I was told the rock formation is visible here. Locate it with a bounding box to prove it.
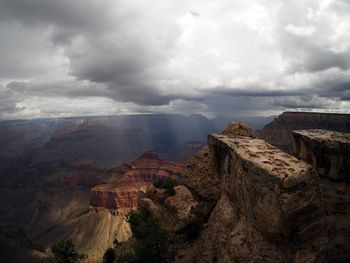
[259,111,350,154]
[164,185,198,232]
[90,182,148,210]
[293,129,350,182]
[183,122,259,203]
[173,125,350,262]
[292,129,350,262]
[90,150,185,211]
[0,150,185,263]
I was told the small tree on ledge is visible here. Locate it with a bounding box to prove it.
[47,239,87,263]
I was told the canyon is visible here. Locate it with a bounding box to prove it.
[0,149,185,263]
[0,112,349,262]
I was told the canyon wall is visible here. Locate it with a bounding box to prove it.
[90,183,147,210]
[90,150,185,211]
[259,112,350,154]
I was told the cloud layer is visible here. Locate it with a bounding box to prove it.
[0,0,349,119]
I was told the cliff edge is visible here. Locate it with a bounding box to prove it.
[259,111,350,154]
[146,123,350,263]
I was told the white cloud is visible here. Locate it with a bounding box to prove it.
[0,0,349,119]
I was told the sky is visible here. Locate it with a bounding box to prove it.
[0,0,349,119]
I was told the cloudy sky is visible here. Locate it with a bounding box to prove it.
[0,0,349,119]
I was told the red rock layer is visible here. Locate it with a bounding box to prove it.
[90,182,147,209]
[90,151,185,210]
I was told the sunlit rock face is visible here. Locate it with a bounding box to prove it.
[90,150,185,211]
[90,183,148,210]
[259,112,350,154]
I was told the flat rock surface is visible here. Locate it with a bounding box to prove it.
[293,129,350,144]
[211,134,312,188]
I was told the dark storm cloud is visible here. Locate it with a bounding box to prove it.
[0,100,22,113]
[7,81,110,98]
[0,0,349,119]
[270,95,337,109]
[284,36,350,73]
[303,49,350,72]
[0,0,183,106]
[6,80,203,106]
[210,86,310,98]
[0,0,111,31]
[320,81,350,100]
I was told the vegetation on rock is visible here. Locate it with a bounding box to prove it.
[129,205,174,263]
[102,248,116,263]
[153,177,177,196]
[46,239,86,263]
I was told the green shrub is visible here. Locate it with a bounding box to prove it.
[47,239,87,263]
[153,178,177,196]
[128,206,174,263]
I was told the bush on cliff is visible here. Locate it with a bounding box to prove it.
[153,178,176,196]
[126,205,174,263]
[102,248,115,263]
[47,239,87,263]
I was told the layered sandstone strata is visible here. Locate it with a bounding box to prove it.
[90,183,148,210]
[90,151,185,210]
[127,150,185,181]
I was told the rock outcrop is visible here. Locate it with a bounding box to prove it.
[183,146,220,202]
[259,111,350,154]
[176,125,350,262]
[164,185,198,231]
[222,122,260,138]
[292,129,350,262]
[90,182,148,210]
[90,151,185,211]
[293,129,350,182]
[183,122,259,203]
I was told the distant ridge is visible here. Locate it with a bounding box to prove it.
[259,111,350,154]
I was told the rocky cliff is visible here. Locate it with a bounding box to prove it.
[180,126,350,262]
[259,111,350,154]
[90,183,148,210]
[135,123,350,263]
[293,129,350,182]
[292,129,350,261]
[90,150,185,211]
